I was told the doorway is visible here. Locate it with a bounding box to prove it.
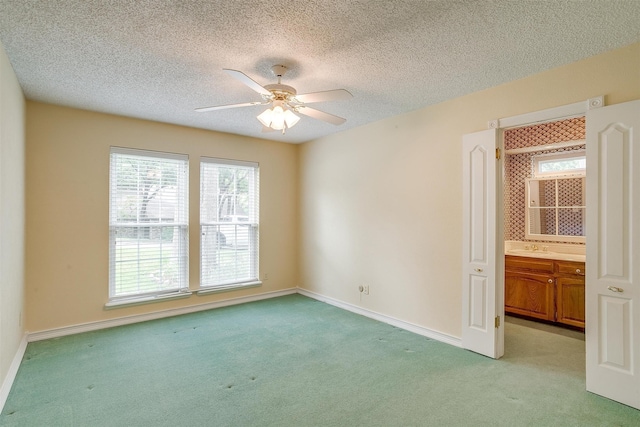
[502,117,587,343]
[462,98,640,409]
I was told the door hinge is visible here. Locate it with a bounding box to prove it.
[496,148,501,160]
[495,315,501,328]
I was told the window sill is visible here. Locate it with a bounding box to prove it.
[196,281,262,296]
[105,290,192,309]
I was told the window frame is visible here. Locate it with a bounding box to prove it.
[108,147,190,306]
[524,176,586,243]
[199,157,260,293]
[532,150,586,178]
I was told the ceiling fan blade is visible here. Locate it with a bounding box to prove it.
[294,89,353,104]
[195,101,266,112]
[223,69,272,97]
[297,106,346,125]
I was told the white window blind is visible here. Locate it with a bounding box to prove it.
[200,158,259,287]
[109,148,189,301]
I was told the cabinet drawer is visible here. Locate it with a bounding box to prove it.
[555,261,586,276]
[505,256,554,273]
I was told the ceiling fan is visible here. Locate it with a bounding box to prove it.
[195,65,352,134]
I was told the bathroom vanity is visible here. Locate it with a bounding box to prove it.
[504,242,585,329]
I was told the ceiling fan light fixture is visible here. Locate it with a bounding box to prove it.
[283,109,300,127]
[257,105,300,132]
[256,108,274,127]
[270,105,285,130]
[197,66,352,135]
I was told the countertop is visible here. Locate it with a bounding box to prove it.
[505,249,585,263]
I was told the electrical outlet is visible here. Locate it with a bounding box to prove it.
[263,273,269,281]
[363,285,370,295]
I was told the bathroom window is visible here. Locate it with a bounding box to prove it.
[525,176,586,243]
[533,151,586,178]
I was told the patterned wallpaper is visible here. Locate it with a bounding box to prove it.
[504,117,585,150]
[504,117,586,243]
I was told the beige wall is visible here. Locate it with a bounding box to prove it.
[298,43,640,338]
[0,43,25,387]
[20,42,640,338]
[25,103,299,332]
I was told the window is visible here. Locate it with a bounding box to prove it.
[109,148,189,302]
[528,150,586,243]
[525,176,586,243]
[533,151,586,177]
[200,158,259,289]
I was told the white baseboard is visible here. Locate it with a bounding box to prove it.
[27,287,461,348]
[4,286,459,416]
[28,287,298,342]
[0,286,461,415]
[297,288,462,348]
[0,334,27,412]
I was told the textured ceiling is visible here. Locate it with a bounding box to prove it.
[1,1,639,144]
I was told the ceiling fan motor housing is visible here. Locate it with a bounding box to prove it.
[271,64,288,78]
[264,84,297,100]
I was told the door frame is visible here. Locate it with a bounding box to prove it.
[463,96,604,357]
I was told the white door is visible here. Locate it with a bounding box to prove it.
[585,99,640,409]
[461,129,504,358]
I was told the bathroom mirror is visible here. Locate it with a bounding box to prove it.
[525,176,586,242]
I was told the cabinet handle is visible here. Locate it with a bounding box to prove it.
[548,279,553,284]
[474,268,483,272]
[575,269,581,274]
[607,286,624,293]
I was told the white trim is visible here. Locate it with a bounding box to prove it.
[490,96,603,129]
[197,281,262,295]
[0,334,28,412]
[297,288,462,348]
[200,156,259,168]
[504,139,585,155]
[110,146,188,161]
[2,286,463,413]
[29,288,297,342]
[105,290,193,309]
[32,287,462,347]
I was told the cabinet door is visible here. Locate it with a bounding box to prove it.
[556,276,585,328]
[505,271,555,321]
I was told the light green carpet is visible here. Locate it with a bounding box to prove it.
[1,294,637,426]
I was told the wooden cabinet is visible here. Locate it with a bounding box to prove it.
[505,257,555,321]
[555,260,586,328]
[505,271,555,321]
[505,256,585,328]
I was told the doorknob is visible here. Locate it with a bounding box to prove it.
[607,286,624,293]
